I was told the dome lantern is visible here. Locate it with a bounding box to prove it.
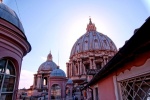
[86,17,96,32]
[38,52,57,72]
[47,51,52,61]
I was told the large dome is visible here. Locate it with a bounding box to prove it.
[70,18,117,58]
[0,3,24,32]
[38,52,57,71]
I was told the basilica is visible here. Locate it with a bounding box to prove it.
[22,18,118,100]
[17,17,150,100]
[0,0,150,100]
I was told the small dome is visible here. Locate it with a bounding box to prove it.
[70,18,117,58]
[67,79,73,84]
[38,61,57,71]
[38,52,57,71]
[0,3,24,32]
[50,68,66,77]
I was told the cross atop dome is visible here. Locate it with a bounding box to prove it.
[86,17,96,32]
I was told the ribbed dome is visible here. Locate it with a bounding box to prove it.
[38,61,57,71]
[38,52,57,71]
[50,68,66,77]
[70,18,117,58]
[0,3,24,32]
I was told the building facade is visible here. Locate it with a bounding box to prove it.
[33,52,57,91]
[21,52,73,100]
[0,1,31,100]
[66,18,117,99]
[83,17,150,100]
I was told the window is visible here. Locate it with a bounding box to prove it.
[96,62,101,69]
[119,74,150,100]
[84,40,88,51]
[43,77,47,85]
[75,66,78,75]
[94,39,99,49]
[95,87,99,100]
[51,84,61,100]
[85,64,90,70]
[0,59,16,100]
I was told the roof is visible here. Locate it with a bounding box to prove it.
[38,61,57,71]
[83,16,150,89]
[0,3,24,33]
[70,19,117,59]
[50,68,66,77]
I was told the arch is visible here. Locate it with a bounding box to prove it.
[51,84,61,99]
[43,77,47,85]
[76,65,78,75]
[0,58,16,100]
[66,86,70,96]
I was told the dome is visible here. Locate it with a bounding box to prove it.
[70,18,117,58]
[50,68,66,77]
[38,61,57,71]
[66,79,73,84]
[38,52,57,71]
[0,3,24,32]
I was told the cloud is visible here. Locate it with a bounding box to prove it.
[41,57,47,61]
[19,70,35,89]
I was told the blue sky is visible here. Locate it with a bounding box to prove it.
[3,0,150,88]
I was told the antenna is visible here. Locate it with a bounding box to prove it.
[58,50,59,66]
[15,0,21,20]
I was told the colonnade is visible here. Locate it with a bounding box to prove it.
[67,56,110,78]
[33,74,49,89]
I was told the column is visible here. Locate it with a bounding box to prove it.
[103,56,106,65]
[72,62,75,76]
[77,60,80,75]
[70,62,72,76]
[37,75,41,89]
[83,64,86,74]
[93,58,96,69]
[66,63,69,77]
[68,64,70,77]
[106,56,108,63]
[47,75,50,89]
[79,59,82,75]
[89,58,93,69]
[33,74,36,88]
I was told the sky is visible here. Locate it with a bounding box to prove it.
[3,0,150,89]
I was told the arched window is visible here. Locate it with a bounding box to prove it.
[94,39,99,49]
[51,84,61,99]
[0,59,16,100]
[76,65,78,75]
[96,62,102,69]
[66,87,70,96]
[43,77,47,85]
[84,40,88,51]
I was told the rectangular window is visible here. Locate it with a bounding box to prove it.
[95,87,99,100]
[2,75,15,92]
[119,74,150,100]
[96,62,101,69]
[1,93,12,100]
[0,74,3,88]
